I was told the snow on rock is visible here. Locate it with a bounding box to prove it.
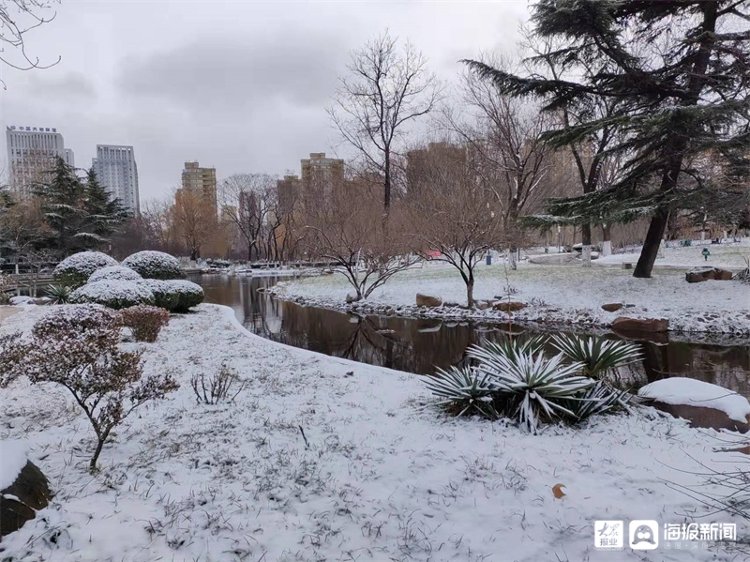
[88,265,142,283]
[639,377,750,422]
[121,251,182,280]
[52,251,118,286]
[0,440,28,490]
[9,296,34,306]
[70,280,155,309]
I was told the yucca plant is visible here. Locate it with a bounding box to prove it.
[550,334,642,379]
[563,381,633,421]
[474,335,548,362]
[45,283,72,304]
[469,346,593,432]
[424,364,498,419]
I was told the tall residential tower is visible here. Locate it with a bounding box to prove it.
[92,145,140,214]
[5,125,75,199]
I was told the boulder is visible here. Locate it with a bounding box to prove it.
[601,303,624,312]
[686,267,734,283]
[1,460,52,537]
[493,301,527,312]
[612,316,669,334]
[416,293,442,307]
[475,300,493,310]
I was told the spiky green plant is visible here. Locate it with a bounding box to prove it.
[424,364,498,419]
[563,381,632,421]
[475,335,548,362]
[550,334,642,379]
[468,346,593,432]
[45,283,72,304]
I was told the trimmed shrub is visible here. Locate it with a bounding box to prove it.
[137,279,181,312]
[120,305,170,342]
[89,265,142,283]
[53,252,118,288]
[70,280,155,310]
[166,280,204,312]
[121,251,182,280]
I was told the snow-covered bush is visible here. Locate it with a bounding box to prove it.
[70,280,155,310]
[120,305,169,342]
[167,280,204,312]
[0,305,178,471]
[88,265,142,283]
[121,251,182,280]
[53,251,118,288]
[137,279,180,311]
[425,335,633,432]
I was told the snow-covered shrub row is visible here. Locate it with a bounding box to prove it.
[70,280,155,310]
[53,251,118,288]
[88,265,142,283]
[120,305,170,342]
[121,251,182,280]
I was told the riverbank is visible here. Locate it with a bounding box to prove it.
[271,261,750,337]
[0,304,747,561]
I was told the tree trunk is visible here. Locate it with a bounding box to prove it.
[634,205,669,278]
[90,436,105,472]
[581,223,592,246]
[600,224,612,257]
[383,150,391,213]
[466,274,474,308]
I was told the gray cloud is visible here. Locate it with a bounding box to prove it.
[26,71,97,101]
[117,30,347,112]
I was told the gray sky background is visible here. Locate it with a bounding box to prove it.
[0,0,530,203]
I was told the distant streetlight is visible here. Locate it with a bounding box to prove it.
[557,225,562,253]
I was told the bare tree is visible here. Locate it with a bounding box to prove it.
[329,31,441,212]
[304,184,416,301]
[219,174,278,261]
[170,188,216,261]
[446,63,556,269]
[407,142,505,307]
[1,0,61,89]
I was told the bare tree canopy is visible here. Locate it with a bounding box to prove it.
[0,0,61,88]
[329,30,441,212]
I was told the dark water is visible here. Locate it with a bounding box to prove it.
[195,274,750,394]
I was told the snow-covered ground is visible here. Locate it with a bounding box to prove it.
[273,257,750,336]
[1,304,748,561]
[594,239,750,269]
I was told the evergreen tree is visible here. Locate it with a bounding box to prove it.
[35,156,88,255]
[467,0,750,278]
[83,168,129,248]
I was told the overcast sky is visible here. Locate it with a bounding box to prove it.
[0,0,531,203]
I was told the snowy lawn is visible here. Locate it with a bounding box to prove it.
[274,260,750,335]
[594,239,750,269]
[1,304,748,561]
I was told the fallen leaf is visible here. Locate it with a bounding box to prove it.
[552,483,566,499]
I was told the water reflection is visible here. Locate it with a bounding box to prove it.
[194,274,750,394]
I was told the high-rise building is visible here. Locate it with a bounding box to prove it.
[299,153,345,212]
[276,174,301,215]
[5,125,75,199]
[92,145,140,214]
[181,161,217,212]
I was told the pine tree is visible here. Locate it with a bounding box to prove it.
[83,168,129,249]
[467,0,750,278]
[36,156,88,255]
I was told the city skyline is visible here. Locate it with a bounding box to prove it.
[0,0,530,204]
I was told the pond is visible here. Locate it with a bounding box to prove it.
[194,274,750,395]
